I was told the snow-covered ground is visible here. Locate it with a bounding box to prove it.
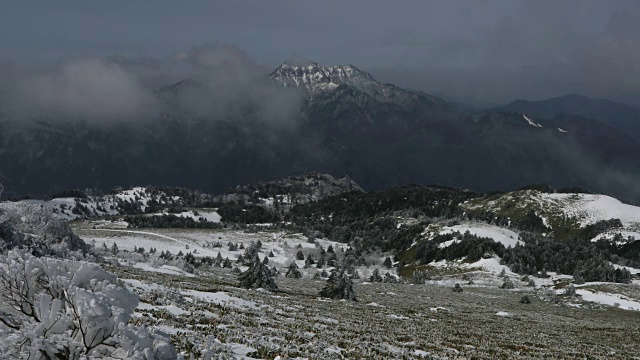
[576,289,640,311]
[78,226,352,272]
[132,262,196,277]
[539,193,640,228]
[464,191,640,242]
[147,209,221,223]
[438,223,523,248]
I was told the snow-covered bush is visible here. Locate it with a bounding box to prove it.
[0,251,176,359]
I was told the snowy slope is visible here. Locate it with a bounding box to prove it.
[0,187,183,221]
[464,190,640,241]
[438,223,523,248]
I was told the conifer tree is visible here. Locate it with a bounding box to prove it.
[285,262,302,278]
[238,255,277,291]
[319,269,357,301]
[369,268,383,282]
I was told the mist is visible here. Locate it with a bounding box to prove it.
[0,44,303,125]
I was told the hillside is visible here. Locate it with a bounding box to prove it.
[2,63,640,202]
[463,190,640,241]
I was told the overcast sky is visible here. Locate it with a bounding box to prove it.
[1,0,639,106]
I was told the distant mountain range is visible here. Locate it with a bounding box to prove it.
[504,93,640,142]
[1,61,639,201]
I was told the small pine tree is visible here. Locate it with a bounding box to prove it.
[319,269,357,301]
[452,283,463,293]
[351,270,361,280]
[236,254,245,263]
[263,256,269,265]
[223,257,232,268]
[238,256,277,291]
[268,250,275,257]
[383,256,393,269]
[369,269,383,282]
[285,262,302,279]
[111,243,118,255]
[296,250,305,260]
[383,272,397,283]
[520,295,531,304]
[501,277,514,289]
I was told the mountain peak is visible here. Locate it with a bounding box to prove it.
[269,60,376,97]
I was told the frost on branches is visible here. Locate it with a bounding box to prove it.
[0,251,177,359]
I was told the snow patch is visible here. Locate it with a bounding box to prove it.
[523,114,543,128]
[439,223,523,248]
[576,289,640,311]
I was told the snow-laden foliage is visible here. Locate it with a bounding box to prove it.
[285,262,302,279]
[238,255,277,291]
[0,203,90,258]
[319,269,356,301]
[0,251,176,359]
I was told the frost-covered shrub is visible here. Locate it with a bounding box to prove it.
[500,277,515,289]
[0,251,176,359]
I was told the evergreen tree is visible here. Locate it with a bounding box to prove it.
[285,262,302,278]
[351,270,361,280]
[111,243,118,255]
[319,269,357,301]
[501,277,514,289]
[369,268,383,282]
[238,255,277,291]
[296,250,305,260]
[452,283,463,293]
[383,256,393,268]
[316,253,326,268]
[412,269,430,284]
[383,272,397,283]
[263,256,269,265]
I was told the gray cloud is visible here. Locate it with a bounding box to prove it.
[0,1,639,108]
[15,58,159,120]
[0,44,303,125]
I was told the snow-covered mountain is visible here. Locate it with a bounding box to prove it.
[464,189,640,241]
[2,59,640,201]
[269,61,446,112]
